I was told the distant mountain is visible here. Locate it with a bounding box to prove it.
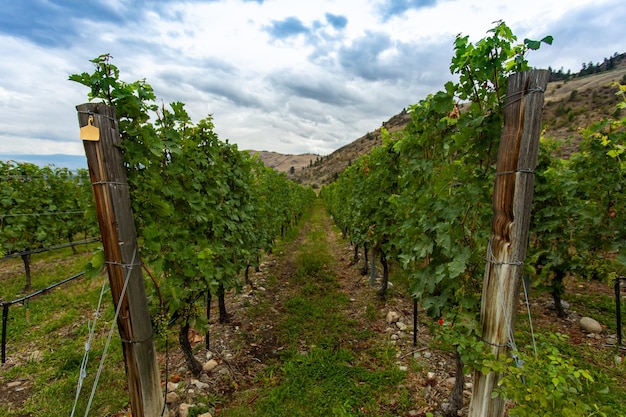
[281,110,410,188]
[281,61,626,188]
[248,150,320,174]
[0,154,88,171]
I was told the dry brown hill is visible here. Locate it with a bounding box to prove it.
[542,65,626,157]
[249,150,319,174]
[284,110,411,188]
[254,61,626,188]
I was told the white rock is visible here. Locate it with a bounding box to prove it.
[547,300,570,310]
[396,321,408,331]
[580,317,603,334]
[423,351,432,359]
[386,311,400,324]
[166,382,179,392]
[391,334,399,340]
[426,372,437,381]
[203,359,219,371]
[179,403,192,417]
[165,392,180,404]
[398,365,408,372]
[192,379,210,390]
[198,413,213,417]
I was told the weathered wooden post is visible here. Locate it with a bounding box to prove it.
[468,69,550,417]
[77,103,164,416]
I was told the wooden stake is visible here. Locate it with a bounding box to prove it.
[76,103,164,417]
[468,69,550,417]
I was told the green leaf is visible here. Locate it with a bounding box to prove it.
[84,247,105,279]
[524,38,542,51]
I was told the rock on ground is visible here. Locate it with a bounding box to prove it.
[386,311,400,324]
[580,317,602,333]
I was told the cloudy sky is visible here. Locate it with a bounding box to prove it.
[0,0,624,168]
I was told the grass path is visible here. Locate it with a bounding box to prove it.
[3,199,624,416]
[214,198,419,417]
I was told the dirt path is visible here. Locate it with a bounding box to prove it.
[159,202,465,417]
[155,202,620,417]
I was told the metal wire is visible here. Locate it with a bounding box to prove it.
[77,110,117,122]
[71,280,108,417]
[83,249,137,417]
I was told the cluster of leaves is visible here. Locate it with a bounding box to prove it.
[70,54,315,373]
[323,20,624,415]
[320,137,400,293]
[495,333,604,417]
[435,320,605,416]
[529,83,626,316]
[323,21,551,328]
[0,161,95,255]
[0,161,97,288]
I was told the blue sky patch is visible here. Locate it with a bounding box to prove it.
[266,16,310,39]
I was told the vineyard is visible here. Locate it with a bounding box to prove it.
[1,21,626,417]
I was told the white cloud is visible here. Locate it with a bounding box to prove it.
[0,0,624,165]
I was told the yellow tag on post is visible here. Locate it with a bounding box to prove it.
[80,115,100,141]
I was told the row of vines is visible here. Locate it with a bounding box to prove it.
[27,55,316,376]
[322,22,625,416]
[0,162,97,289]
[0,55,315,375]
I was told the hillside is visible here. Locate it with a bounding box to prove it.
[248,150,320,174]
[255,61,626,188]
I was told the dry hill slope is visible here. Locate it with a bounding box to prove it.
[249,150,319,174]
[255,62,626,187]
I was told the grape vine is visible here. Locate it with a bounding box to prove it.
[70,55,314,375]
[0,161,97,289]
[323,20,625,416]
[322,21,557,416]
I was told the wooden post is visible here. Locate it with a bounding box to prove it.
[468,69,550,417]
[76,103,164,416]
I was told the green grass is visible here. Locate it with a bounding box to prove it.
[512,286,626,416]
[0,244,130,417]
[219,199,411,417]
[239,347,407,417]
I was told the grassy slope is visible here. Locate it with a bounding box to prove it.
[0,244,129,416]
